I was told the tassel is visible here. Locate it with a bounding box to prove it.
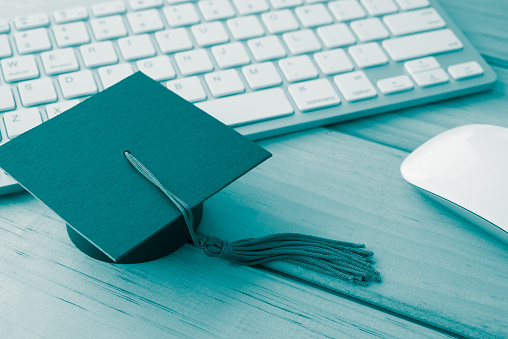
[124,151,381,285]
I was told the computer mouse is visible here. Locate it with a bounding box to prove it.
[400,124,508,245]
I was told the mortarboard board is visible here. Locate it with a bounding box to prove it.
[0,72,271,263]
[0,72,381,285]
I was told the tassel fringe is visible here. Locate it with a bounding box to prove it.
[200,234,381,285]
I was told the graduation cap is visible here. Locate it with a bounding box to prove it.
[0,72,380,285]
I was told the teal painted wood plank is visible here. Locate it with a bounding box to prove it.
[198,128,508,338]
[440,0,508,67]
[330,66,508,152]
[0,193,449,339]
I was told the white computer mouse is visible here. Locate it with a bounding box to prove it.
[400,124,508,245]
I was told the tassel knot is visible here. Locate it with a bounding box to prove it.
[203,237,233,261]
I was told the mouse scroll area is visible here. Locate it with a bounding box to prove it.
[401,124,508,245]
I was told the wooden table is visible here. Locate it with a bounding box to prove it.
[1,1,507,338]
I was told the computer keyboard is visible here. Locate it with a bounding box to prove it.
[0,0,497,195]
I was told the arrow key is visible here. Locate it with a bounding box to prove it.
[377,75,413,94]
[411,68,449,88]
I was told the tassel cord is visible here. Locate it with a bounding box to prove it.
[201,239,381,280]
[288,257,379,282]
[221,253,377,281]
[123,151,381,284]
[224,246,373,267]
[233,233,366,248]
[225,253,380,280]
[204,239,375,266]
[283,258,369,285]
[220,237,374,256]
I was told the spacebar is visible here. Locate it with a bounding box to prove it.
[195,88,294,127]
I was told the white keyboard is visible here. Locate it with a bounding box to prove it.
[0,0,497,195]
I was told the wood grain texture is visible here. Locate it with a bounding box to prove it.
[1,0,507,338]
[439,0,508,67]
[199,128,508,338]
[0,193,448,339]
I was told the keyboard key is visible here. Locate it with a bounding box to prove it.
[90,16,128,41]
[295,4,333,28]
[174,49,214,76]
[128,0,163,11]
[0,35,12,58]
[137,55,176,81]
[248,36,286,62]
[261,10,299,34]
[46,100,80,119]
[233,0,269,15]
[394,0,429,10]
[58,70,98,99]
[18,78,57,107]
[316,23,356,48]
[205,69,245,98]
[155,28,193,53]
[98,63,134,89]
[3,108,42,138]
[269,0,303,9]
[351,18,389,42]
[0,86,16,112]
[191,22,229,47]
[382,29,463,62]
[242,62,282,90]
[162,4,200,27]
[349,42,388,68]
[196,88,294,127]
[377,75,413,94]
[41,48,80,75]
[1,55,39,82]
[53,22,90,48]
[80,41,118,68]
[313,49,354,75]
[166,0,194,3]
[282,29,322,55]
[288,78,340,111]
[0,19,10,33]
[227,16,265,41]
[383,8,446,36]
[118,35,156,61]
[334,71,377,102]
[14,13,49,31]
[198,0,235,21]
[14,28,52,54]
[91,1,126,17]
[126,9,164,34]
[411,68,449,87]
[166,76,207,102]
[211,42,251,69]
[448,61,484,80]
[328,1,366,21]
[53,7,89,24]
[360,0,398,16]
[404,57,440,74]
[279,55,318,82]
